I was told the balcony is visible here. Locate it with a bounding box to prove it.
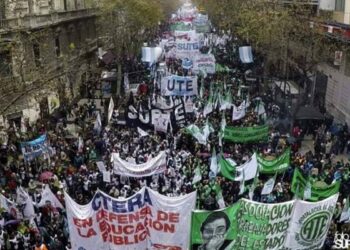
[0,8,96,31]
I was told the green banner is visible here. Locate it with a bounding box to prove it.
[195,24,210,33]
[219,156,236,181]
[291,168,340,201]
[233,199,294,250]
[257,148,290,174]
[170,22,192,31]
[191,204,239,249]
[224,125,269,143]
[191,199,295,250]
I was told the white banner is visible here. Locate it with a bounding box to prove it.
[161,75,198,96]
[174,30,197,41]
[284,193,339,249]
[65,187,196,250]
[192,54,216,74]
[175,39,200,59]
[112,151,167,177]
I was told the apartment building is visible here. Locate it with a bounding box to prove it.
[315,0,350,125]
[0,0,98,124]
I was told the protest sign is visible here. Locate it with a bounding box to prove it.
[284,194,338,249]
[65,187,196,250]
[161,75,198,96]
[21,134,49,162]
[112,151,167,177]
[224,125,269,143]
[257,148,291,174]
[192,54,216,74]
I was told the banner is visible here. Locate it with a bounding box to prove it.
[291,168,340,201]
[126,97,187,131]
[191,205,240,249]
[192,54,216,75]
[65,187,196,250]
[21,134,48,162]
[161,75,198,96]
[224,125,269,143]
[170,22,192,31]
[219,156,236,181]
[257,148,290,174]
[239,46,253,64]
[284,194,338,249]
[112,151,167,177]
[175,39,200,59]
[174,30,197,41]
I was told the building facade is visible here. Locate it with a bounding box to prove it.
[0,0,98,124]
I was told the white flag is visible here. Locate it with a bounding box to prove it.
[232,104,246,121]
[210,148,218,176]
[303,182,312,200]
[192,166,202,184]
[261,176,276,195]
[94,112,102,133]
[108,97,114,123]
[16,187,35,219]
[137,127,149,137]
[234,153,258,182]
[38,185,63,209]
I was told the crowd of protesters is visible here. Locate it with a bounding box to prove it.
[1,19,350,250]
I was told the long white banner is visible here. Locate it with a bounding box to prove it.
[284,193,338,249]
[65,187,196,250]
[161,75,198,96]
[112,151,167,177]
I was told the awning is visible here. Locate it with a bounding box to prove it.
[295,106,324,120]
[239,46,253,64]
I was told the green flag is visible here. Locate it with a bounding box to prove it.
[192,166,202,184]
[291,168,340,201]
[224,125,269,143]
[219,156,236,181]
[257,148,291,174]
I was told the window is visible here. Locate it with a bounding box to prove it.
[33,43,41,67]
[335,0,345,11]
[0,50,12,76]
[55,37,61,57]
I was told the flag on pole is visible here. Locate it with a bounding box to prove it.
[239,171,245,195]
[340,197,350,222]
[94,112,102,134]
[108,97,114,123]
[20,117,27,134]
[215,184,225,208]
[210,148,218,176]
[192,166,202,184]
[137,127,149,137]
[303,182,312,200]
[249,168,259,200]
[16,187,35,219]
[261,174,276,195]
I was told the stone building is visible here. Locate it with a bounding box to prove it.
[0,0,98,124]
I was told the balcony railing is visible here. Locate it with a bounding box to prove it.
[0,8,96,31]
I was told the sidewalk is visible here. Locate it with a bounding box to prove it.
[299,135,349,163]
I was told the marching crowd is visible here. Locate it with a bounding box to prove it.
[1,11,350,250]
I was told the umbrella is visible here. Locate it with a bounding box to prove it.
[40,171,53,182]
[4,220,20,227]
